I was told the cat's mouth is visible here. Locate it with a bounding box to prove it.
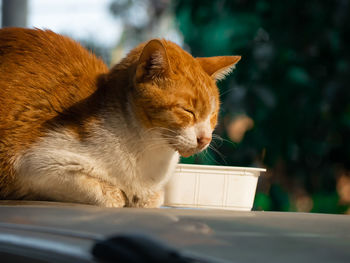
[171,142,199,157]
[172,140,211,158]
[177,145,208,157]
[163,131,211,158]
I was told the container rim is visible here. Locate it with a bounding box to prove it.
[177,163,266,172]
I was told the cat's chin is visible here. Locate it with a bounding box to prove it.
[179,152,192,158]
[178,149,197,158]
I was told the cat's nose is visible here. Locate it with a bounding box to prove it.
[197,135,212,149]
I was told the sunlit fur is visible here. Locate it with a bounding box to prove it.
[0,28,240,207]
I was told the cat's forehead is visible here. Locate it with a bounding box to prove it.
[163,40,220,114]
[164,42,206,75]
[166,48,216,89]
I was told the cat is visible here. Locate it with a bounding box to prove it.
[0,28,240,207]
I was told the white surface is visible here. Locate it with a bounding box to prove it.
[164,164,266,211]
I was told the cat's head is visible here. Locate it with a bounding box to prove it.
[131,39,240,157]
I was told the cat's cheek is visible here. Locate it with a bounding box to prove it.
[181,127,197,146]
[175,126,197,155]
[210,114,218,129]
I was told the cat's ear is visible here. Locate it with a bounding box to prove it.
[196,56,241,81]
[135,39,171,82]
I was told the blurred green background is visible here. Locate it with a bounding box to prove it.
[174,0,350,214]
[2,0,350,214]
[175,0,350,214]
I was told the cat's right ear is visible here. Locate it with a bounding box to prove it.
[196,56,241,81]
[135,39,171,82]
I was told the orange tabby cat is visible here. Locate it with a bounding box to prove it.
[0,28,240,207]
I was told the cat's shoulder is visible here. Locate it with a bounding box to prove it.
[0,28,108,114]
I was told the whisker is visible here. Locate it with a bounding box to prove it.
[212,134,237,148]
[219,87,236,97]
[208,144,227,165]
[136,142,169,157]
[201,148,220,165]
[212,134,223,140]
[144,127,177,136]
[211,138,223,148]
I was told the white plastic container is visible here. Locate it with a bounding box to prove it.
[164,164,266,211]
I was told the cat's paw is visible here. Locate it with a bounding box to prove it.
[130,190,164,208]
[103,198,126,208]
[99,185,127,208]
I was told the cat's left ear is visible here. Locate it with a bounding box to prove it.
[196,56,241,81]
[135,39,171,82]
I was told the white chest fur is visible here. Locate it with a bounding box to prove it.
[14,109,179,206]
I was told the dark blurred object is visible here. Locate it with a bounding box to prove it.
[2,0,28,27]
[92,234,198,263]
[175,0,350,213]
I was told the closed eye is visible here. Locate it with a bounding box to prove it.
[183,108,194,115]
[182,108,196,118]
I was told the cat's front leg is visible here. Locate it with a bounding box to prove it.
[36,173,126,207]
[15,158,127,207]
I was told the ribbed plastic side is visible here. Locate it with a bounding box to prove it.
[164,164,265,211]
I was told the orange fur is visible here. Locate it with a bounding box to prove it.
[0,28,240,203]
[0,28,108,197]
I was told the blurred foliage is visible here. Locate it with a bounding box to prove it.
[108,0,180,65]
[174,0,350,213]
[79,39,112,66]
